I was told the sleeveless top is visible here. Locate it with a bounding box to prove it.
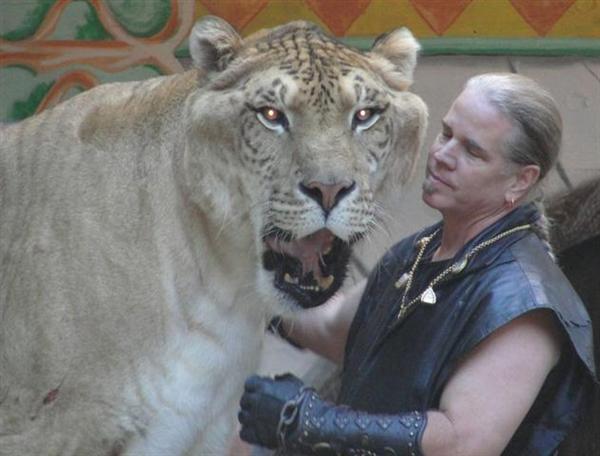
[339,204,597,455]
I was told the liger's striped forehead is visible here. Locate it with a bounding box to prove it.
[243,23,375,109]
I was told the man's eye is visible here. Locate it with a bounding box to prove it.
[256,106,288,130]
[353,107,381,131]
[466,146,483,158]
[440,130,451,141]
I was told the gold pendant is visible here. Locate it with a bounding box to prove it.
[394,272,409,289]
[420,287,437,305]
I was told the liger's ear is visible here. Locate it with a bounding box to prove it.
[368,28,420,91]
[189,16,243,73]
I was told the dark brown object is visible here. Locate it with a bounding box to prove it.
[549,178,600,456]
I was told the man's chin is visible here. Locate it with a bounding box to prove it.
[422,179,435,195]
[421,188,446,211]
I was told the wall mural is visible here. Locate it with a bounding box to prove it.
[1,0,598,123]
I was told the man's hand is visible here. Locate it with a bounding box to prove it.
[238,373,305,449]
[239,372,429,455]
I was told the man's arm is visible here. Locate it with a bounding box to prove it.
[422,308,562,456]
[281,279,366,364]
[241,308,562,455]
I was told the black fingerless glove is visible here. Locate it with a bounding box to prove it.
[238,373,428,456]
[239,373,307,448]
[267,316,304,349]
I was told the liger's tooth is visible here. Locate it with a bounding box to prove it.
[284,273,298,284]
[319,275,335,290]
[300,285,317,291]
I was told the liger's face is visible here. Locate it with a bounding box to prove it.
[422,87,518,219]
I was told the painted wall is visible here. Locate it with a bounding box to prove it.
[1,0,192,122]
[197,0,600,38]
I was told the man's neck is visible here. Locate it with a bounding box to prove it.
[433,208,512,261]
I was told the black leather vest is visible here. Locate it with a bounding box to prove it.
[339,204,597,455]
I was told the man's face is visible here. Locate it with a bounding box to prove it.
[422,86,518,219]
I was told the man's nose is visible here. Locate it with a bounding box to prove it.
[431,140,457,170]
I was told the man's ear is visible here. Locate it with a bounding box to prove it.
[507,164,541,202]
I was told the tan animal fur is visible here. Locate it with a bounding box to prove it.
[0,17,427,455]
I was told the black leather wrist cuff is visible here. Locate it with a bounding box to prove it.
[281,389,427,456]
[268,316,304,350]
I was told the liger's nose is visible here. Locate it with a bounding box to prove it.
[299,180,356,213]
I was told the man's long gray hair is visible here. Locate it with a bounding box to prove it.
[466,73,562,258]
[465,73,562,181]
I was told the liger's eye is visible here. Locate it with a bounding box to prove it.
[355,108,373,122]
[352,107,381,131]
[256,106,288,131]
[261,107,282,122]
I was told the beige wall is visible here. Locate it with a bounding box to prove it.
[259,54,600,378]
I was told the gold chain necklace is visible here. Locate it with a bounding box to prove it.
[396,223,532,320]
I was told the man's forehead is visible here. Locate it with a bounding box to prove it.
[441,117,485,152]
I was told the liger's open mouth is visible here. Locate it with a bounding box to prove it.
[262,227,352,308]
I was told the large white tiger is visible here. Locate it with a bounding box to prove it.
[0,17,427,455]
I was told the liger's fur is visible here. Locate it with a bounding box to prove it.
[0,17,427,455]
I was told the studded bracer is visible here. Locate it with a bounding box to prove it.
[278,388,427,456]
